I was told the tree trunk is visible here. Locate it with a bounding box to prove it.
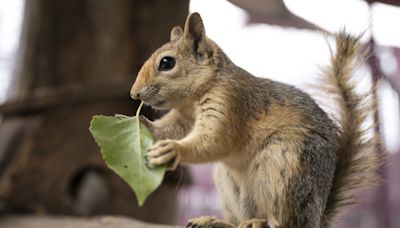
[0,0,189,225]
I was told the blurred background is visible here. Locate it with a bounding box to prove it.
[0,0,399,227]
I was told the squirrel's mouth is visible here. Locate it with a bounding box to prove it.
[144,99,165,109]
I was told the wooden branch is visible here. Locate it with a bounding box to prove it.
[0,215,180,228]
[227,0,323,30]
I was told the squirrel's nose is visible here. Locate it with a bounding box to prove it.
[130,91,141,100]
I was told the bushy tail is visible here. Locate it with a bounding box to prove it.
[320,32,383,226]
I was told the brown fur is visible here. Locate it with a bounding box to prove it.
[318,32,383,227]
[131,13,381,228]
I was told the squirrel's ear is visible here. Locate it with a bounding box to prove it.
[170,26,183,41]
[183,13,209,56]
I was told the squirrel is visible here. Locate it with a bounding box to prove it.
[130,13,381,228]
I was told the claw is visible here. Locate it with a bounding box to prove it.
[145,159,154,169]
[237,219,271,228]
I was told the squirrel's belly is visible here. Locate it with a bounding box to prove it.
[214,163,275,223]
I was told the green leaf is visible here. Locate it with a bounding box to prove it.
[89,102,166,206]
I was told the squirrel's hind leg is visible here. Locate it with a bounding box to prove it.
[237,218,279,228]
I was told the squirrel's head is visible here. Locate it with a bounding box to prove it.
[130,13,221,110]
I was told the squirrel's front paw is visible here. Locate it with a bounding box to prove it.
[146,139,181,170]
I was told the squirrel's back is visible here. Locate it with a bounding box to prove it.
[212,65,339,227]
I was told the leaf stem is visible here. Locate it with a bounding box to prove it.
[136,101,144,179]
[136,101,144,117]
[136,101,144,149]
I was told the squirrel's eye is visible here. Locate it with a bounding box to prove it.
[158,56,176,71]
